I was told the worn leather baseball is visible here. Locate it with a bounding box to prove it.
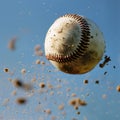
[45,14,105,74]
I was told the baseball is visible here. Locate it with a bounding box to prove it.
[44,14,105,74]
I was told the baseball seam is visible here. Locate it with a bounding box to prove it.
[46,14,90,63]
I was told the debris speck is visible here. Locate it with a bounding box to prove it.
[44,109,51,115]
[113,66,116,69]
[51,116,56,120]
[21,68,26,74]
[41,61,45,65]
[36,59,41,64]
[83,80,88,84]
[13,79,23,88]
[104,71,107,75]
[4,68,9,73]
[16,97,27,105]
[71,93,77,97]
[69,98,87,110]
[8,37,17,50]
[116,85,120,92]
[99,55,111,68]
[76,111,80,115]
[95,80,99,84]
[102,94,107,99]
[58,104,64,110]
[34,44,41,51]
[12,78,32,91]
[39,82,46,88]
[2,98,10,106]
[11,90,17,96]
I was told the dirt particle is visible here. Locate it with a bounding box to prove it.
[71,93,77,97]
[51,116,56,120]
[8,37,17,50]
[76,111,80,115]
[35,50,43,56]
[69,98,87,109]
[34,44,41,51]
[13,79,23,88]
[58,104,64,110]
[116,85,120,92]
[4,68,9,73]
[69,99,76,106]
[34,44,43,56]
[104,71,107,75]
[50,91,54,96]
[83,79,88,84]
[23,83,32,91]
[47,83,53,89]
[113,66,116,69]
[36,59,41,64]
[13,79,32,91]
[21,68,26,74]
[79,100,87,106]
[11,90,17,96]
[95,80,99,84]
[2,98,10,106]
[44,109,51,115]
[16,97,27,105]
[99,55,111,68]
[39,82,46,88]
[41,61,45,65]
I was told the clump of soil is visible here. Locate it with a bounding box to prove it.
[99,55,111,68]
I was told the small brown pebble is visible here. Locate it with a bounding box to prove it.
[69,97,87,109]
[35,50,43,56]
[21,68,26,74]
[34,44,41,51]
[99,55,111,68]
[79,100,87,106]
[44,109,51,114]
[47,83,53,89]
[77,111,80,115]
[36,59,41,64]
[16,97,27,105]
[39,82,46,88]
[58,104,64,110]
[8,37,17,50]
[69,99,76,106]
[41,61,45,65]
[95,80,99,84]
[83,80,88,84]
[116,85,120,92]
[23,83,32,91]
[74,106,79,110]
[4,68,9,73]
[13,79,23,87]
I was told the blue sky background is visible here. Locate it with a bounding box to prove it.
[0,0,120,120]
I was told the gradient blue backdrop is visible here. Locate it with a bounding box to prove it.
[0,0,120,120]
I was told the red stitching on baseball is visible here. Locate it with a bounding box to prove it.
[46,14,91,63]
